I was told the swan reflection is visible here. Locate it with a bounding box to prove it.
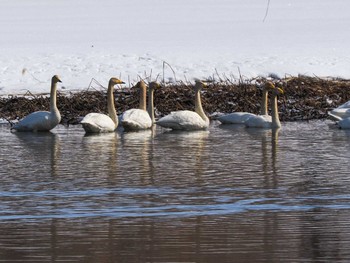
[154,130,209,183]
[14,132,60,177]
[156,129,209,142]
[245,127,280,188]
[83,131,119,147]
[119,127,156,185]
[120,125,155,143]
[80,132,119,179]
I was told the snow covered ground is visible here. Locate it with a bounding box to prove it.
[0,0,349,95]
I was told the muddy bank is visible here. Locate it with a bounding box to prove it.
[1,76,350,125]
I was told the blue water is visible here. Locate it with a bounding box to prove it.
[1,120,350,262]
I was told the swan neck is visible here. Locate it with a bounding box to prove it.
[195,88,208,122]
[107,83,118,127]
[260,89,268,115]
[139,85,147,111]
[147,88,155,123]
[271,94,281,128]
[50,80,59,113]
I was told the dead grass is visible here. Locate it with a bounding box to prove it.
[1,75,350,125]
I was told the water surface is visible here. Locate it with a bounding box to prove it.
[0,120,350,262]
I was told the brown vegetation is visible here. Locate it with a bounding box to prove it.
[1,75,350,125]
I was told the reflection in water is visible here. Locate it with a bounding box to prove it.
[246,128,280,189]
[13,131,60,177]
[81,132,119,180]
[154,129,209,186]
[1,121,350,262]
[120,127,155,185]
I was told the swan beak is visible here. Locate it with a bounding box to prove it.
[265,81,275,90]
[110,78,125,85]
[52,75,62,83]
[277,88,284,94]
[195,80,208,87]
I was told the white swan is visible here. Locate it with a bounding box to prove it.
[156,80,209,130]
[328,100,350,121]
[216,82,274,124]
[121,80,152,131]
[147,81,161,123]
[11,75,62,132]
[80,77,124,133]
[245,84,283,129]
[328,111,350,129]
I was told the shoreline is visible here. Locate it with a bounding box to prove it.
[1,75,350,125]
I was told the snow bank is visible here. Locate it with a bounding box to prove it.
[0,0,349,95]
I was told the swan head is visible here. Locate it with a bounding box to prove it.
[264,81,275,90]
[194,80,207,90]
[272,87,284,96]
[52,75,62,83]
[133,80,147,90]
[149,81,161,90]
[109,78,125,86]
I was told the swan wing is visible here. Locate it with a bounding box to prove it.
[328,111,343,121]
[121,109,152,130]
[217,112,257,124]
[329,108,350,120]
[12,111,59,131]
[156,110,208,130]
[81,113,116,133]
[329,100,350,120]
[335,100,350,109]
[244,114,272,128]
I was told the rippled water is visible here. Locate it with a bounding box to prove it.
[1,120,350,262]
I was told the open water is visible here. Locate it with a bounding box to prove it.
[0,120,350,262]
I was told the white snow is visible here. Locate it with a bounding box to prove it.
[0,0,349,95]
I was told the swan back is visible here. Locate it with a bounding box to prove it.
[216,112,258,125]
[81,113,117,133]
[121,109,152,130]
[156,110,208,130]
